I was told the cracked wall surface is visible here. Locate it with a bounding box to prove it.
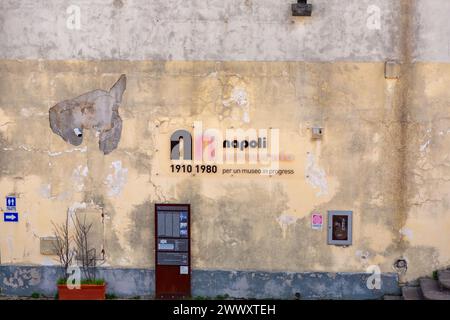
[0,0,450,290]
[0,60,407,277]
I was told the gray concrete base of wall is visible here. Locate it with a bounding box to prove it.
[0,265,400,300]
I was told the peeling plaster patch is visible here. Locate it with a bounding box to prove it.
[400,228,413,241]
[72,165,88,192]
[0,109,14,135]
[3,272,24,288]
[105,160,128,197]
[56,191,72,201]
[420,139,431,152]
[356,250,370,267]
[7,235,14,259]
[2,268,41,288]
[39,184,51,198]
[305,153,328,197]
[0,145,87,156]
[356,250,370,260]
[276,214,298,238]
[20,108,33,117]
[230,275,250,295]
[48,146,87,157]
[420,128,432,152]
[41,258,55,266]
[222,86,251,123]
[68,202,87,223]
[20,108,46,118]
[49,75,126,154]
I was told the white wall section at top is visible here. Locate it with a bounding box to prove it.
[0,0,447,62]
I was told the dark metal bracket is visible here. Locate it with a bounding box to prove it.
[292,0,312,16]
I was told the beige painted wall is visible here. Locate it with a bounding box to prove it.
[0,60,448,282]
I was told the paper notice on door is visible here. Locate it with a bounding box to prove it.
[180,266,189,275]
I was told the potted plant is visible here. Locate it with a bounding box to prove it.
[53,213,106,300]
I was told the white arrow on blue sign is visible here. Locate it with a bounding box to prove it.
[4,212,18,222]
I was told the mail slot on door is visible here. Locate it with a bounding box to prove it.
[157,252,189,265]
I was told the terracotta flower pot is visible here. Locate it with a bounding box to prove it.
[58,284,106,300]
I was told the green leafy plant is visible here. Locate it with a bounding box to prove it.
[215,294,230,300]
[106,293,118,300]
[81,279,105,285]
[31,292,41,299]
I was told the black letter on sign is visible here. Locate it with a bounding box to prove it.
[170,130,192,160]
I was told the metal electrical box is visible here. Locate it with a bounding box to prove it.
[327,211,353,246]
[155,204,191,299]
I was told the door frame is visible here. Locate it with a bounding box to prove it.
[154,203,191,299]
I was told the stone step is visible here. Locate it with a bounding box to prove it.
[420,278,450,300]
[402,286,423,300]
[384,295,403,300]
[438,270,450,290]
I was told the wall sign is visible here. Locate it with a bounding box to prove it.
[180,266,189,275]
[6,196,16,211]
[168,122,296,177]
[311,213,323,230]
[4,212,18,222]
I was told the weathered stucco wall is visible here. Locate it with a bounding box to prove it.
[0,60,407,275]
[0,0,450,296]
[0,0,404,61]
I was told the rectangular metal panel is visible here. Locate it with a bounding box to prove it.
[165,213,173,237]
[157,213,165,237]
[156,206,189,211]
[172,212,180,237]
[157,252,189,265]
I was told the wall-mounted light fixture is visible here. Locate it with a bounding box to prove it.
[292,0,312,17]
